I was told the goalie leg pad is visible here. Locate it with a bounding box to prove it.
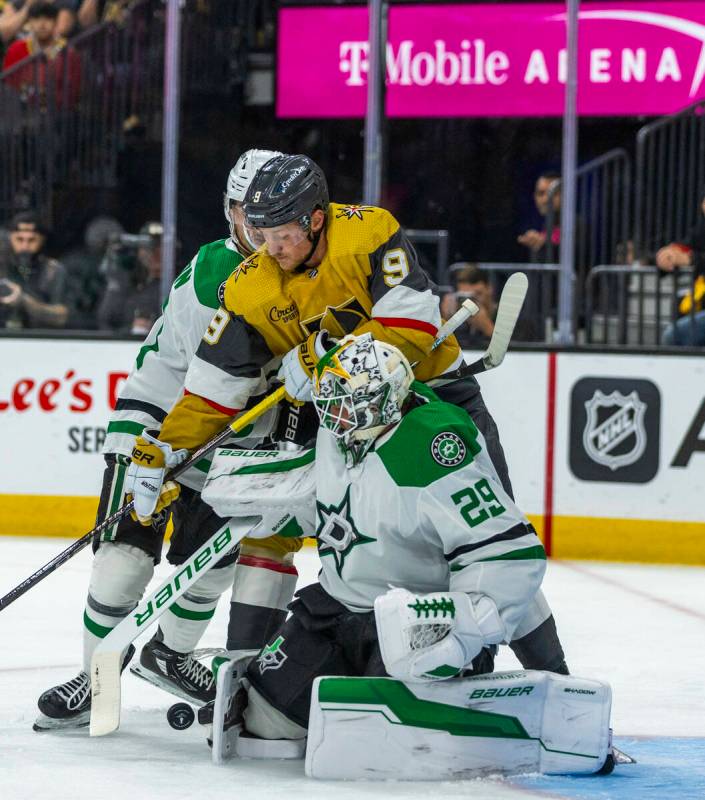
[159,561,236,654]
[83,543,154,671]
[306,671,612,780]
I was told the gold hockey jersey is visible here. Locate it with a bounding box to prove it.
[160,203,462,450]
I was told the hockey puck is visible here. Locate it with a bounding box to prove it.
[167,702,195,730]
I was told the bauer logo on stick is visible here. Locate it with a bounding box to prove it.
[430,432,466,467]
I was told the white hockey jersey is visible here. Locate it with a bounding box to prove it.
[102,238,272,486]
[203,383,546,642]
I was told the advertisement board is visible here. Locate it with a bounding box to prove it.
[1,339,703,563]
[277,2,705,117]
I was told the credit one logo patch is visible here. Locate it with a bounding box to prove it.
[569,377,660,483]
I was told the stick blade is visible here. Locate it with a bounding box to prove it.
[485,272,528,368]
[89,651,122,736]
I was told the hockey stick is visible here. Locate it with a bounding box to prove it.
[465,272,528,375]
[90,517,258,737]
[0,387,286,613]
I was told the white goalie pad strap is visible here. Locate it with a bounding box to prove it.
[306,671,612,780]
[202,448,316,525]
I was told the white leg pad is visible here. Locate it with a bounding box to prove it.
[306,670,612,780]
[160,562,236,654]
[83,543,154,671]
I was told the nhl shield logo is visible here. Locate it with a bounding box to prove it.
[582,390,647,471]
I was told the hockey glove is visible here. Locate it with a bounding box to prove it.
[125,430,188,525]
[278,330,333,402]
[374,588,505,682]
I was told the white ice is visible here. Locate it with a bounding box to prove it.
[1,538,703,800]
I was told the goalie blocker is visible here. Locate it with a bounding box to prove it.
[306,671,613,780]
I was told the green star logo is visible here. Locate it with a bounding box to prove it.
[430,432,467,467]
[316,486,375,575]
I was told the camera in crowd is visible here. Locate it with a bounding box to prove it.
[108,222,164,253]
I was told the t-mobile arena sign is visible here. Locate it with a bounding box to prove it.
[277,2,705,117]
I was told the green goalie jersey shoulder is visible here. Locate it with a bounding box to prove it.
[375,382,483,488]
[172,238,244,309]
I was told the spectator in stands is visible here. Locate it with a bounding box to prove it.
[2,2,80,107]
[0,211,69,328]
[1,1,76,47]
[97,221,164,335]
[517,171,562,261]
[442,264,539,348]
[655,192,705,346]
[77,0,132,29]
[62,215,123,329]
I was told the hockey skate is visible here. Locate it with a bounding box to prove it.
[135,629,216,706]
[129,646,226,707]
[34,645,135,732]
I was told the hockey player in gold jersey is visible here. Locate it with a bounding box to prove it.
[125,154,568,676]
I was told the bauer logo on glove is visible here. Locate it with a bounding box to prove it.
[124,430,188,525]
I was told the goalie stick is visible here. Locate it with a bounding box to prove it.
[465,272,528,374]
[89,517,258,737]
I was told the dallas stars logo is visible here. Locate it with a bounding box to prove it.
[335,205,375,221]
[316,486,375,575]
[430,432,467,467]
[257,635,287,674]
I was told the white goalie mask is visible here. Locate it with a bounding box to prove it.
[312,333,414,466]
[224,148,282,250]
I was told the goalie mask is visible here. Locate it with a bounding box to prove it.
[312,333,414,466]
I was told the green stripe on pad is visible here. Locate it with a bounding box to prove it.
[234,449,314,475]
[318,678,530,739]
[106,421,147,436]
[83,610,114,639]
[168,603,216,621]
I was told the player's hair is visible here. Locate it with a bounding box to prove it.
[28,3,60,20]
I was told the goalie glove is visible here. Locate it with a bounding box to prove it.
[374,588,505,682]
[278,330,333,402]
[125,430,188,525]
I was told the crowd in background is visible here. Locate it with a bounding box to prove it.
[0,211,164,333]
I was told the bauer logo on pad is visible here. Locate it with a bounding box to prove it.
[569,377,660,483]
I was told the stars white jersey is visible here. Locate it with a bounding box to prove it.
[102,238,272,487]
[204,384,546,643]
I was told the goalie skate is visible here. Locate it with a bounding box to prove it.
[33,645,135,732]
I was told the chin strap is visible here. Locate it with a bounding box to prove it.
[294,218,325,272]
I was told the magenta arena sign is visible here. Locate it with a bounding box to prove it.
[277,3,705,117]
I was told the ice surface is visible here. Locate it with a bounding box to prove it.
[1,539,703,800]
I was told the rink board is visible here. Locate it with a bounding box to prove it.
[0,338,703,563]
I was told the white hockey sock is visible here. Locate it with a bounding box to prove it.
[227,554,298,650]
[82,543,154,672]
[159,563,236,654]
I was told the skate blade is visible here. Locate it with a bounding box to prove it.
[33,710,90,731]
[612,746,636,765]
[129,663,209,707]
